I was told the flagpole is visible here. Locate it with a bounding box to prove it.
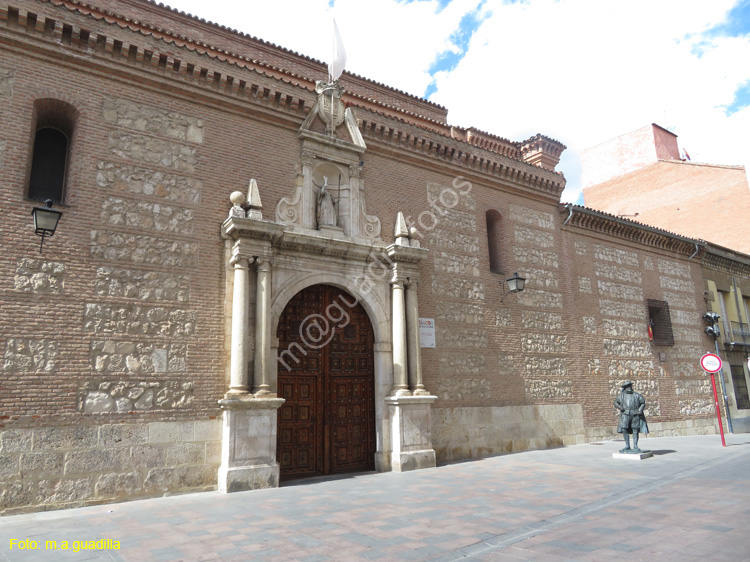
[330,20,335,136]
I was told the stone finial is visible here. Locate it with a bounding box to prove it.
[247,179,262,210]
[247,178,263,220]
[408,227,421,248]
[229,191,246,218]
[395,212,410,246]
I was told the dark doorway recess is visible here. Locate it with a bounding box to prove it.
[276,284,376,481]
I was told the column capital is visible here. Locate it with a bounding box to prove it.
[255,257,273,271]
[230,254,252,268]
[230,238,258,265]
[389,261,419,286]
[404,277,420,289]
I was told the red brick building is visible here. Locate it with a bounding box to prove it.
[582,123,750,254]
[0,0,741,514]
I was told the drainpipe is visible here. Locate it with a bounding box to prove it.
[714,335,734,434]
[688,242,700,261]
[563,203,573,226]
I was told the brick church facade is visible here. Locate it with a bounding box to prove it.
[1,0,746,514]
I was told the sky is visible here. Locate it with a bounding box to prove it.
[160,0,750,204]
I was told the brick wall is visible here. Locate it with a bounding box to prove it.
[583,160,750,254]
[0,0,727,513]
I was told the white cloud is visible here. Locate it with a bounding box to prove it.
[430,0,749,202]
[160,0,479,95]
[161,0,750,203]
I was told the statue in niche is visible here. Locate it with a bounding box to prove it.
[315,176,338,228]
[614,380,649,453]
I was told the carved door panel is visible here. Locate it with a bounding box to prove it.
[277,285,375,480]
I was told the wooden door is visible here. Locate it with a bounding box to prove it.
[276,285,375,480]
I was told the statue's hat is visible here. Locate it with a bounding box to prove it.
[621,380,633,388]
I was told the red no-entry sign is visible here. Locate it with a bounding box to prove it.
[700,353,722,373]
[700,352,726,446]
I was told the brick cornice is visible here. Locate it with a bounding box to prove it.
[37,0,450,129]
[2,1,566,200]
[358,111,566,199]
[561,205,700,255]
[702,244,750,277]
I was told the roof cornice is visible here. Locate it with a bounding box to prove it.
[702,242,750,277]
[359,110,566,199]
[42,0,449,126]
[561,204,700,255]
[1,1,566,197]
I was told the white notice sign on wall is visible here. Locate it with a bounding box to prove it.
[419,318,436,348]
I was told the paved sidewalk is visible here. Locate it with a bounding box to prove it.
[1,434,749,562]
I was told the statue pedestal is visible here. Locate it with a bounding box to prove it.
[385,395,438,472]
[318,224,345,238]
[218,397,285,493]
[612,451,654,460]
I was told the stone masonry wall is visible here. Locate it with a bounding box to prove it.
[568,231,717,433]
[511,205,570,403]
[426,181,491,405]
[14,259,65,294]
[433,404,585,461]
[0,420,221,514]
[0,43,226,442]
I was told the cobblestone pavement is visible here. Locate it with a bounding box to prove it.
[2,434,749,562]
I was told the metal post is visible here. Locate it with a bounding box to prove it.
[714,338,734,433]
[709,372,727,447]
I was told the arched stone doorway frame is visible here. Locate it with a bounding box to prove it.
[270,272,392,470]
[218,188,438,494]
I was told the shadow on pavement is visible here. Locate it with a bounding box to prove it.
[280,470,377,487]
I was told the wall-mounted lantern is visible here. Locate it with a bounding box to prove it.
[31,199,62,253]
[500,272,526,302]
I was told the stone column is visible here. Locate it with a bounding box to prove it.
[228,255,252,395]
[391,279,410,396]
[405,279,428,396]
[253,258,273,397]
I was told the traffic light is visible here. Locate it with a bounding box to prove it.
[705,325,720,337]
[702,312,720,338]
[702,312,720,323]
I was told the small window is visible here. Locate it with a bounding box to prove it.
[26,98,78,204]
[28,127,68,203]
[730,365,750,410]
[486,210,502,274]
[647,299,674,346]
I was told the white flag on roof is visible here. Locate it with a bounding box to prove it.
[328,19,347,82]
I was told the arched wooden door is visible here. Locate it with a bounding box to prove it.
[276,284,376,480]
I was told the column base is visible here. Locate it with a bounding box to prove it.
[218,463,280,493]
[391,449,436,472]
[218,397,285,494]
[385,395,438,473]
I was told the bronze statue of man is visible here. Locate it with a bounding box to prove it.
[614,381,649,453]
